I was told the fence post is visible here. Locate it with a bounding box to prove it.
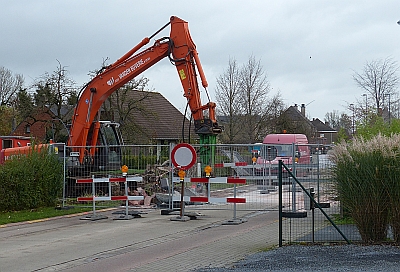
[279,160,283,247]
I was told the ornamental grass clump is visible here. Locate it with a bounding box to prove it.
[331,134,400,243]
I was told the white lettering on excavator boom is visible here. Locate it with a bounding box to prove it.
[117,57,150,80]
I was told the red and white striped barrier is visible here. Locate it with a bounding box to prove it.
[214,162,248,168]
[77,195,144,202]
[76,176,143,202]
[76,176,142,183]
[172,176,246,204]
[76,176,144,221]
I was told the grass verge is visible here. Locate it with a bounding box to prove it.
[0,201,117,226]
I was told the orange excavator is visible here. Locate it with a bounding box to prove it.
[1,16,222,170]
[69,16,222,168]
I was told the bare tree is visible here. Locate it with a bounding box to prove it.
[102,77,157,144]
[353,57,399,114]
[325,110,352,136]
[215,55,284,143]
[31,61,78,142]
[215,58,243,143]
[0,66,24,106]
[260,91,286,135]
[240,55,271,143]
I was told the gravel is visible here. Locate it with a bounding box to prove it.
[194,245,400,272]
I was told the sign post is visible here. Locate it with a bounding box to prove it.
[170,143,197,221]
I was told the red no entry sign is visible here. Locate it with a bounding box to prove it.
[171,143,197,170]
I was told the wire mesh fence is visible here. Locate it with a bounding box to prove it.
[52,141,396,244]
[61,143,334,211]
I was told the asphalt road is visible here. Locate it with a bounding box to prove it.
[0,207,279,272]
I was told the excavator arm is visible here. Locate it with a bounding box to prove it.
[69,16,222,163]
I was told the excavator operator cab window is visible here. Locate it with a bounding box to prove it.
[100,123,121,146]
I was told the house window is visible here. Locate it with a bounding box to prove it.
[3,139,12,149]
[25,125,31,133]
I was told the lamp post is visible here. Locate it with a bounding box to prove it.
[350,103,355,135]
[362,94,367,123]
[384,94,391,124]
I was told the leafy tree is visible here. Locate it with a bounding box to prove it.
[16,89,34,122]
[336,127,350,143]
[0,106,14,135]
[356,116,400,140]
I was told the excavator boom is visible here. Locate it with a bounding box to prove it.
[69,16,222,164]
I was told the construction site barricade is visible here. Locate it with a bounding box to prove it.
[172,176,246,204]
[76,176,143,220]
[171,176,247,224]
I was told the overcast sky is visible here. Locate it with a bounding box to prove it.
[1,0,400,120]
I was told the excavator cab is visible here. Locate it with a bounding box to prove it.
[67,121,123,174]
[93,121,123,170]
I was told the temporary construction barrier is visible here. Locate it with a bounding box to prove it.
[172,176,247,224]
[60,143,333,217]
[214,162,248,168]
[76,176,144,220]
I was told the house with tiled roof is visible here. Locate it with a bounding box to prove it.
[12,91,196,145]
[280,104,316,139]
[310,118,337,145]
[11,105,73,143]
[101,90,197,145]
[282,104,337,145]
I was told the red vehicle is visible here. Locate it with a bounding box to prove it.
[256,134,311,177]
[0,136,31,150]
[0,136,32,164]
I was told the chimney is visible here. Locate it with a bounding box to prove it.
[301,104,305,116]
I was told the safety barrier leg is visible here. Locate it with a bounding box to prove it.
[113,180,136,220]
[222,183,248,225]
[80,175,108,221]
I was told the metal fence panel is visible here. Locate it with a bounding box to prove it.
[62,143,332,211]
[57,142,370,244]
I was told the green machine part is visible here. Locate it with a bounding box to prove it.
[198,134,217,176]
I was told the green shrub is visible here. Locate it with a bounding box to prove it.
[0,147,63,212]
[331,134,400,243]
[122,154,168,170]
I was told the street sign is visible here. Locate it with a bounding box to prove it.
[171,143,197,170]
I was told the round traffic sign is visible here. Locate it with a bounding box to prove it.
[171,143,197,170]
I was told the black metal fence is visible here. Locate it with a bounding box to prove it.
[278,160,357,245]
